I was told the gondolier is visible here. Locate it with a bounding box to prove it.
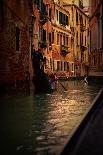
[32,48,44,75]
[32,49,57,92]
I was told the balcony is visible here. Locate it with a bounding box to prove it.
[39,41,47,48]
[60,45,70,56]
[80,44,87,51]
[80,24,86,32]
[40,14,47,25]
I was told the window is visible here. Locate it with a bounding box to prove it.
[67,62,69,71]
[82,34,83,44]
[53,60,54,71]
[60,34,62,45]
[66,15,68,25]
[57,61,60,70]
[66,36,68,46]
[63,14,65,25]
[34,0,38,4]
[16,27,20,51]
[56,10,58,21]
[64,62,66,71]
[98,20,100,48]
[76,10,78,25]
[80,33,82,45]
[76,32,78,45]
[85,54,86,61]
[39,26,42,41]
[63,36,65,45]
[49,8,51,21]
[71,38,74,49]
[80,15,83,26]
[43,29,46,41]
[72,63,74,71]
[80,33,83,45]
[85,19,86,26]
[59,12,62,24]
[61,61,63,71]
[57,34,59,45]
[34,0,40,7]
[82,53,84,61]
[49,33,51,46]
[59,11,68,26]
[50,58,52,70]
[71,7,74,21]
[87,28,89,36]
[41,2,46,15]
[52,31,54,44]
[77,52,79,60]
[85,36,86,46]
[90,30,91,50]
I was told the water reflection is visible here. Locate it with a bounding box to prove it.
[0,79,102,155]
[0,94,33,154]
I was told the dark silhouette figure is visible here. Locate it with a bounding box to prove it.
[32,49,52,93]
[32,49,44,75]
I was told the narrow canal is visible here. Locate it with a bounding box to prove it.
[0,79,103,155]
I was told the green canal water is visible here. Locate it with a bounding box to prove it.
[0,79,103,155]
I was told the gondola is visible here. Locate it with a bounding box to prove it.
[32,49,57,93]
[32,70,57,93]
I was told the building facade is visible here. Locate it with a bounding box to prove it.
[33,0,74,77]
[89,0,103,76]
[63,4,89,76]
[58,0,84,9]
[32,0,89,77]
[51,2,74,77]
[33,0,53,73]
[0,0,90,91]
[0,0,33,90]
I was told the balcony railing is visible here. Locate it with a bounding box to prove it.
[80,24,86,32]
[40,14,48,25]
[60,45,70,56]
[80,44,87,51]
[39,41,47,48]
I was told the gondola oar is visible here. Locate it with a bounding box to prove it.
[57,80,67,91]
[48,72,67,91]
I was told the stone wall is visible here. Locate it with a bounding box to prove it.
[0,0,32,90]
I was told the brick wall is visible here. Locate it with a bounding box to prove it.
[0,0,32,90]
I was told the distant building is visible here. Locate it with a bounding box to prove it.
[63,3,89,76]
[51,2,74,77]
[58,0,84,9]
[89,0,103,76]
